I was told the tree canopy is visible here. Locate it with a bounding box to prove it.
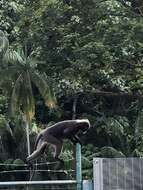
[1,0,143,179]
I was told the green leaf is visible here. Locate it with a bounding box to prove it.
[11,74,23,116]
[22,71,35,122]
[3,50,24,65]
[0,30,9,60]
[30,71,56,108]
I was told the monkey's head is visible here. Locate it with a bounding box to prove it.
[76,119,90,134]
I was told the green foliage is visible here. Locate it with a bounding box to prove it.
[0,31,56,123]
[60,149,73,169]
[97,146,125,158]
[14,0,143,164]
[135,110,143,138]
[1,0,143,181]
[0,0,22,41]
[4,158,14,170]
[13,158,24,169]
[0,31,9,61]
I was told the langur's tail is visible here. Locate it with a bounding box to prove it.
[34,133,43,150]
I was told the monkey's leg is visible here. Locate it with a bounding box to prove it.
[47,135,64,164]
[53,141,63,162]
[27,141,48,162]
[37,139,48,154]
[54,141,63,159]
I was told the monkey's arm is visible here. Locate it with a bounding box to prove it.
[74,135,82,145]
[69,136,76,144]
[70,135,82,145]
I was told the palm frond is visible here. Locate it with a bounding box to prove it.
[17,49,25,61]
[0,65,22,80]
[0,30,9,60]
[11,74,23,116]
[21,71,35,122]
[11,71,35,122]
[30,71,57,108]
[27,57,38,69]
[0,65,23,96]
[3,50,24,65]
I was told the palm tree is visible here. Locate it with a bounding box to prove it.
[0,30,9,63]
[0,30,56,156]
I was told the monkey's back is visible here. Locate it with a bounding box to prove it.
[45,120,77,138]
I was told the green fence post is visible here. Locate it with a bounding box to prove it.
[76,143,82,190]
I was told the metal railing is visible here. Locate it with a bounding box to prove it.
[93,157,143,190]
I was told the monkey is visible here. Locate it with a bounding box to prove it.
[26,119,90,164]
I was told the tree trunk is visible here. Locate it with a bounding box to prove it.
[72,96,78,120]
[26,121,31,156]
[72,95,78,178]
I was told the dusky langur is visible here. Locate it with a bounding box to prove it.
[26,119,90,164]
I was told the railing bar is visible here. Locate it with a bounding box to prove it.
[116,159,118,189]
[0,159,74,166]
[0,180,77,186]
[140,159,142,189]
[0,169,74,173]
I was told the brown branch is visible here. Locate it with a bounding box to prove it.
[92,90,141,99]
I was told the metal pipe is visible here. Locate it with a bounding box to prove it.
[0,180,77,186]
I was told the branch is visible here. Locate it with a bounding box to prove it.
[93,90,141,99]
[117,0,131,8]
[77,90,141,101]
[116,0,143,17]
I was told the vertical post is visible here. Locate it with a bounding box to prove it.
[93,158,103,190]
[26,121,31,156]
[76,143,82,190]
[83,180,93,190]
